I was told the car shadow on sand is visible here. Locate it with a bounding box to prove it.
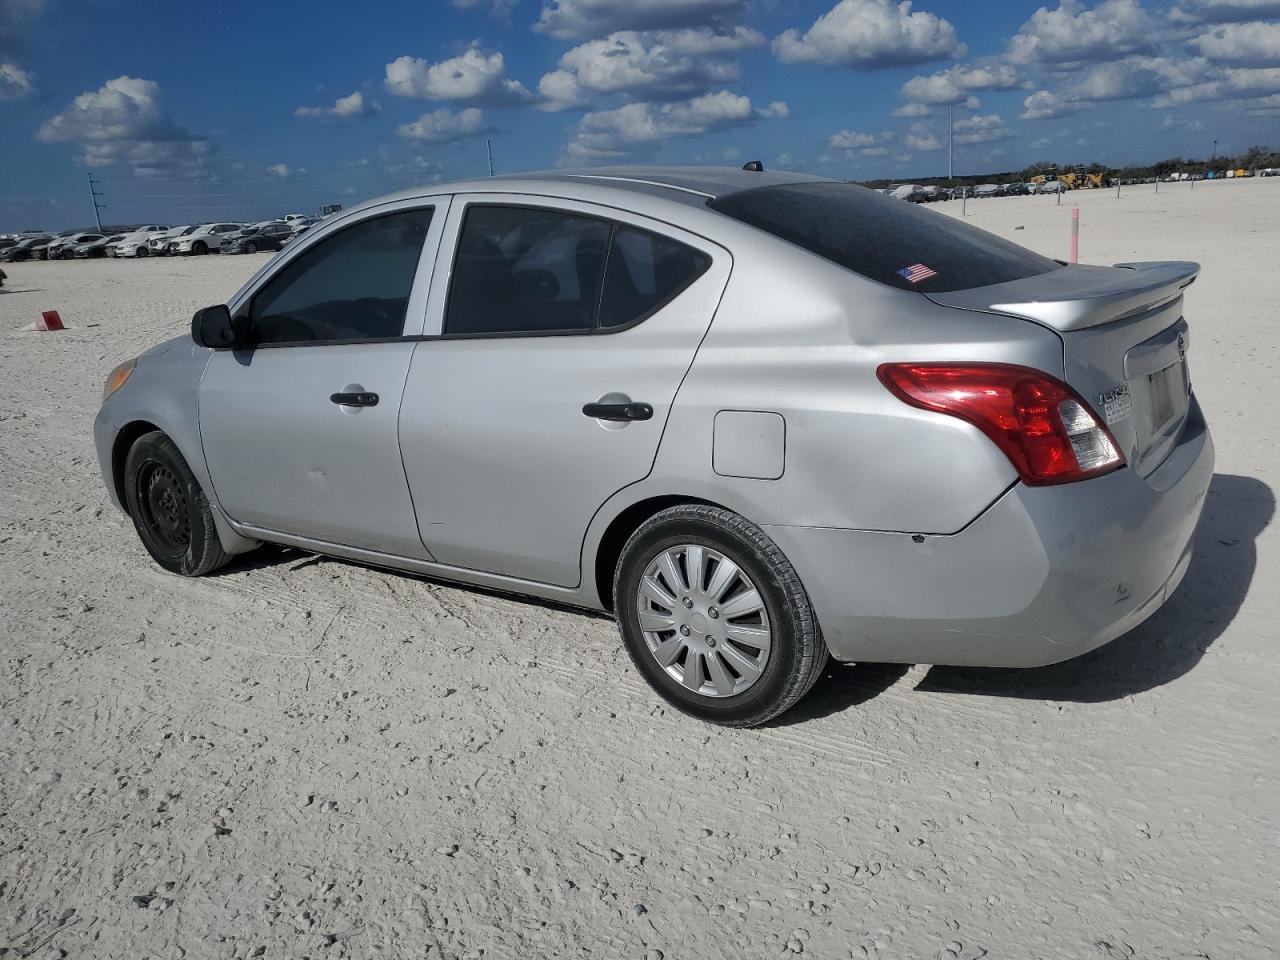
[775,473,1273,721]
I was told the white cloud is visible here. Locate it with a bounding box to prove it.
[1068,55,1216,101]
[535,0,748,39]
[906,120,947,151]
[1170,0,1280,24]
[1193,22,1280,63]
[37,76,213,178]
[265,163,308,180]
[860,145,891,156]
[1162,114,1205,129]
[892,101,932,116]
[775,152,794,167]
[900,60,1019,104]
[1008,0,1153,65]
[1245,91,1280,111]
[385,47,535,105]
[453,0,518,16]
[1029,136,1052,148]
[563,89,786,161]
[828,129,881,148]
[537,26,764,110]
[1021,88,1076,118]
[386,154,448,182]
[952,112,1013,144]
[773,0,964,70]
[397,106,492,142]
[295,90,379,119]
[0,60,33,99]
[905,131,942,150]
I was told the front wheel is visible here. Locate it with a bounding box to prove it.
[136,246,149,258]
[614,505,828,727]
[192,240,207,255]
[123,431,232,576]
[243,241,256,254]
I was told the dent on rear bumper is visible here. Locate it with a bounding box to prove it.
[766,401,1214,668]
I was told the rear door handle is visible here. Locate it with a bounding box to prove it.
[582,401,653,422]
[330,391,379,407]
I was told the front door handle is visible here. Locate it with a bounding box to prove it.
[330,391,379,407]
[582,401,653,422]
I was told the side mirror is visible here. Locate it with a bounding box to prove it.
[191,304,242,349]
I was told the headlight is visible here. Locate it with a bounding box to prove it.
[103,358,136,401]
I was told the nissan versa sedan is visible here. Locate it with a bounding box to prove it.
[95,166,1213,726]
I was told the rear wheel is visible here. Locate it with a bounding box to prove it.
[124,431,231,576]
[614,505,828,727]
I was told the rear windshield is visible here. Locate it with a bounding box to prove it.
[708,181,1060,293]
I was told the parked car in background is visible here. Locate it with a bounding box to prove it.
[46,232,103,260]
[95,166,1212,726]
[222,221,293,254]
[973,183,1000,198]
[170,222,242,255]
[74,234,123,258]
[0,235,53,262]
[146,226,195,256]
[889,183,925,202]
[1036,180,1065,194]
[283,214,308,224]
[108,228,171,258]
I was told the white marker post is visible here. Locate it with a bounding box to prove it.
[1071,205,1080,263]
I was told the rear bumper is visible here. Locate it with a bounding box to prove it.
[766,398,1214,667]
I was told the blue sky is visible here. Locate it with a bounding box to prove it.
[2,0,1278,229]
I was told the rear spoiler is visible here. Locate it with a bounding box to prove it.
[925,261,1200,332]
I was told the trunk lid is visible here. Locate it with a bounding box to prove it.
[926,261,1199,477]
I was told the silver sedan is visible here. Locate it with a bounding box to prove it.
[94,166,1213,726]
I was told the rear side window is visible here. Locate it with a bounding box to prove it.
[598,226,711,329]
[445,205,710,336]
[249,207,432,344]
[708,182,1059,293]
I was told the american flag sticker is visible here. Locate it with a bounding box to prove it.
[898,262,938,283]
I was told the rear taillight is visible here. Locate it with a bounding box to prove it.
[877,362,1124,485]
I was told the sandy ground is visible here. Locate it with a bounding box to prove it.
[1,178,1277,960]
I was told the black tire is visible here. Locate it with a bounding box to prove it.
[243,241,256,254]
[614,504,828,727]
[136,246,149,258]
[123,431,231,577]
[192,240,207,255]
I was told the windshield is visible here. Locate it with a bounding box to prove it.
[708,181,1060,293]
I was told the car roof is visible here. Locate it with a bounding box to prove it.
[342,165,833,218]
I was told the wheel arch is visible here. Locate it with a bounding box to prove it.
[111,419,163,510]
[592,493,731,612]
[108,417,260,557]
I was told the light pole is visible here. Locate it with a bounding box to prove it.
[1212,139,1218,162]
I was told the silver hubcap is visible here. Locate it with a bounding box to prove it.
[635,544,772,698]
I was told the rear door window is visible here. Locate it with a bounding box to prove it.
[708,181,1060,293]
[445,205,710,336]
[446,206,610,335]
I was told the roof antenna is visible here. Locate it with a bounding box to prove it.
[742,160,764,172]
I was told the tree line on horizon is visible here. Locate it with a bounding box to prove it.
[863,144,1280,188]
